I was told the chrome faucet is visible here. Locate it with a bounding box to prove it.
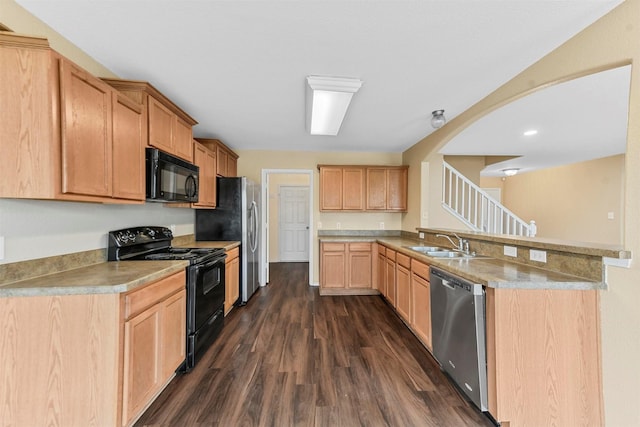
[436,233,468,253]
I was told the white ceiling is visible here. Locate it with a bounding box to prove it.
[441,65,632,176]
[15,0,626,169]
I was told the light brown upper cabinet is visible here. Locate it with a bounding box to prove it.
[194,138,239,177]
[318,166,365,211]
[318,165,408,212]
[112,92,146,201]
[59,58,113,197]
[102,78,198,163]
[0,33,145,203]
[192,141,217,208]
[366,166,408,211]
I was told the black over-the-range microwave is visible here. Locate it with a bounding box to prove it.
[146,147,199,203]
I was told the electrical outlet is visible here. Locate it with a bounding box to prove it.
[0,236,4,261]
[530,249,547,263]
[608,212,615,220]
[336,222,341,229]
[419,232,425,239]
[503,246,517,257]
[317,221,322,229]
[379,222,385,230]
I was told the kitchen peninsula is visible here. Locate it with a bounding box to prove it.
[319,228,629,426]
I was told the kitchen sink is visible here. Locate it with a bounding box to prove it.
[405,246,488,259]
[425,250,470,258]
[404,246,445,253]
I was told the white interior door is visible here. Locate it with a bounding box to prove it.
[279,185,310,262]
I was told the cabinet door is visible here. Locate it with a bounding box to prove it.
[366,168,387,210]
[230,255,240,308]
[216,145,228,176]
[112,92,145,201]
[396,264,411,320]
[411,271,431,350]
[224,248,240,315]
[385,256,396,305]
[377,252,387,295]
[347,243,372,288]
[59,59,112,197]
[342,167,365,210]
[227,155,238,177]
[319,167,343,210]
[387,167,408,211]
[193,142,216,208]
[174,116,193,162]
[320,243,346,288]
[122,304,162,426]
[161,289,187,379]
[148,96,174,154]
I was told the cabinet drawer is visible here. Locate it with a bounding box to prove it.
[124,271,185,320]
[411,259,430,281]
[386,248,396,261]
[322,242,346,252]
[378,244,387,255]
[226,246,240,260]
[349,242,371,252]
[396,252,411,269]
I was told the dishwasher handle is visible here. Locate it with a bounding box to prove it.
[431,267,482,294]
[441,278,456,290]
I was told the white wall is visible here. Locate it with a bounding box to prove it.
[0,199,194,264]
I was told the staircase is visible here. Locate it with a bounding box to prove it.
[442,161,536,237]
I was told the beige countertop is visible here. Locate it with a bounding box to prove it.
[0,240,241,298]
[319,235,602,290]
[0,260,189,297]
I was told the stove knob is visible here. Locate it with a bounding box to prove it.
[147,228,156,237]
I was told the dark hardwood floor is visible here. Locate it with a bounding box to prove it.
[135,262,494,427]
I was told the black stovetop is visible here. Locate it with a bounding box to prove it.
[108,226,225,264]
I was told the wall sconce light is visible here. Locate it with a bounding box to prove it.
[431,109,446,129]
[502,168,520,176]
[306,75,363,136]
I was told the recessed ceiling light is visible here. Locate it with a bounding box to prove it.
[523,129,538,136]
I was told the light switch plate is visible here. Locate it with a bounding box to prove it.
[504,245,517,257]
[418,232,425,239]
[530,249,547,263]
[379,222,385,230]
[336,222,341,229]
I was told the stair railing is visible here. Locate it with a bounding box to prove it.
[442,161,536,237]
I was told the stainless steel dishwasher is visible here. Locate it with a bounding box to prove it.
[430,267,488,411]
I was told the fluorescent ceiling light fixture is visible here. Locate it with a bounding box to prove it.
[306,76,363,136]
[523,129,538,136]
[502,168,520,176]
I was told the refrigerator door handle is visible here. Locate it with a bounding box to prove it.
[250,201,259,252]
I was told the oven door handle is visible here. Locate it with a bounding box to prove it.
[194,256,227,273]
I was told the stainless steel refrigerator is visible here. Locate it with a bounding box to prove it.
[195,177,261,304]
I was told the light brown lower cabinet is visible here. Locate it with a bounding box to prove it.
[409,259,431,350]
[320,241,377,295]
[377,245,387,295]
[485,287,603,426]
[395,253,411,321]
[224,247,240,315]
[0,270,186,427]
[121,271,188,427]
[384,248,397,305]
